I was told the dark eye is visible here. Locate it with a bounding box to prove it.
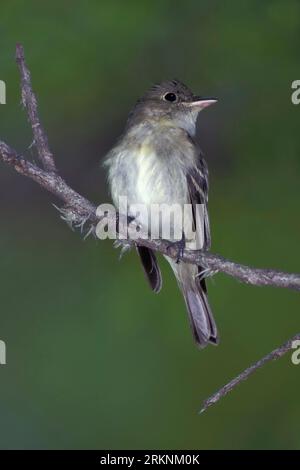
[164,92,177,102]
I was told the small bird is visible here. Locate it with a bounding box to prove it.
[104,79,218,348]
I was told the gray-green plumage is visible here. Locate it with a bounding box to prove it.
[104,79,218,348]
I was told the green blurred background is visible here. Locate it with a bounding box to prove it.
[0,0,300,450]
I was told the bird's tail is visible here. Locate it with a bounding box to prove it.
[170,261,219,348]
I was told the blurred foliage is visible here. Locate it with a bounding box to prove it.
[0,0,299,449]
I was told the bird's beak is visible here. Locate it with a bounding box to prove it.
[186,97,218,110]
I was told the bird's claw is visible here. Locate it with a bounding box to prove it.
[167,233,186,264]
[115,211,135,235]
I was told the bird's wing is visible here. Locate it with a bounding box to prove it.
[183,156,218,346]
[186,156,211,251]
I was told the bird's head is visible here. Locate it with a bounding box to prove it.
[127,79,217,136]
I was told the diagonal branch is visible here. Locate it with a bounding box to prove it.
[0,44,299,412]
[200,333,300,413]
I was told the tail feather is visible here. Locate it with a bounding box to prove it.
[183,280,218,347]
[137,247,218,348]
[136,246,162,293]
[171,261,219,348]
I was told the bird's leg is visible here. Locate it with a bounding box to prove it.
[115,211,135,235]
[167,231,186,264]
[114,212,136,258]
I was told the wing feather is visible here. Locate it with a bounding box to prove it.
[186,156,211,250]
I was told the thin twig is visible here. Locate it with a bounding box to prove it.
[0,44,299,412]
[200,333,300,413]
[15,43,57,173]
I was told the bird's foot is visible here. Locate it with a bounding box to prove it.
[114,212,135,259]
[167,232,186,264]
[115,211,135,236]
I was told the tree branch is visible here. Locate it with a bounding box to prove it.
[0,140,97,224]
[0,44,299,412]
[16,43,57,173]
[200,333,300,413]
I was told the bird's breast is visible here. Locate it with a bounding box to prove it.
[107,124,197,210]
[132,142,187,207]
[105,124,202,243]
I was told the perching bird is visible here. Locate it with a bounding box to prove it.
[104,79,218,348]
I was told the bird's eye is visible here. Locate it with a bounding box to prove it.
[164,92,177,102]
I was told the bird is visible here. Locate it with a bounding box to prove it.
[104,79,218,348]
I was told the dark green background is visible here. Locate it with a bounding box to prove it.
[0,0,299,449]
